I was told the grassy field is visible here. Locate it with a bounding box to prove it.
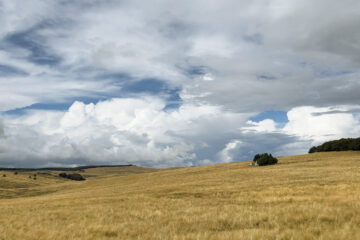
[0,152,359,240]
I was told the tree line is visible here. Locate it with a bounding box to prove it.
[309,137,360,153]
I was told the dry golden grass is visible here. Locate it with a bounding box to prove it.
[0,152,359,239]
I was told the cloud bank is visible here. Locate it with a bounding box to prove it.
[0,98,247,167]
[1,98,360,168]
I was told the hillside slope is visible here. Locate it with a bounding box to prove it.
[0,165,157,199]
[0,152,359,240]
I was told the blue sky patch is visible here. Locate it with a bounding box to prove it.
[163,88,182,110]
[121,78,183,110]
[250,110,288,123]
[4,103,71,115]
[3,78,183,114]
[122,78,166,94]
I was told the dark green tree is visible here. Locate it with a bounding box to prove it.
[253,153,278,166]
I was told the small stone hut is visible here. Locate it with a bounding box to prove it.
[249,160,258,166]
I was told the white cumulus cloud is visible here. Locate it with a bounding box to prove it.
[218,140,242,163]
[243,119,277,133]
[245,105,360,147]
[0,97,250,167]
[283,106,360,144]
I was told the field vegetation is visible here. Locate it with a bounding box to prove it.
[0,152,359,239]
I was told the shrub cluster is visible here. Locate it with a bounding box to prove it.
[253,153,278,166]
[59,173,85,181]
[309,138,360,153]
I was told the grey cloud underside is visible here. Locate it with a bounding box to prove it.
[311,108,360,116]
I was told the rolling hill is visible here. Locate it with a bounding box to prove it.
[0,152,359,239]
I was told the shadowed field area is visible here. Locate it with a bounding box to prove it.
[0,152,359,239]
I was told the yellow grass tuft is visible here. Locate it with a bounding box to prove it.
[0,152,360,239]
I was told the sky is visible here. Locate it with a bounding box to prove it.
[0,0,360,168]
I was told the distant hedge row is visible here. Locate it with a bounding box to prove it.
[309,138,360,153]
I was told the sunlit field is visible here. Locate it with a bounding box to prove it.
[0,152,359,240]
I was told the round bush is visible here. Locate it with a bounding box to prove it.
[254,153,278,166]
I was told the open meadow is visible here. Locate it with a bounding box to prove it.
[0,152,359,240]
